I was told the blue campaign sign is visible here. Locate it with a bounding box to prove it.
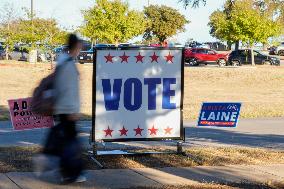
[197,102,242,127]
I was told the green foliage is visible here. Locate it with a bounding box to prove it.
[0,4,66,59]
[16,9,66,51]
[0,21,19,53]
[80,0,146,43]
[144,5,189,43]
[208,0,282,46]
[0,3,19,59]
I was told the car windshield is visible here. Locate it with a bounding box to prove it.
[208,50,216,54]
[254,50,266,56]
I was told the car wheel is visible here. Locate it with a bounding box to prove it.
[218,59,226,67]
[189,58,198,66]
[231,60,241,66]
[263,61,271,65]
[279,50,284,56]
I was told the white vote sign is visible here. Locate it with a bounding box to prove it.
[93,48,183,141]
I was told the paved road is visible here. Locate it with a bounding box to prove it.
[0,118,283,150]
[281,59,284,66]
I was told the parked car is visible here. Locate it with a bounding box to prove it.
[269,42,284,56]
[53,45,68,61]
[78,47,93,64]
[228,49,280,66]
[150,43,161,47]
[185,41,210,49]
[37,50,50,62]
[95,44,115,48]
[0,45,5,60]
[78,44,114,64]
[168,42,184,47]
[204,42,229,51]
[6,46,29,61]
[184,48,228,66]
[118,43,131,48]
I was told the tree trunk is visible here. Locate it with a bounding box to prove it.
[234,40,240,50]
[6,22,10,60]
[50,50,54,70]
[251,47,255,66]
[227,41,232,50]
[5,46,9,60]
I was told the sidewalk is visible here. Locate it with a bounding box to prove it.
[1,164,284,189]
[1,118,284,150]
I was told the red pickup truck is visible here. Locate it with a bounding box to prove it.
[184,48,228,66]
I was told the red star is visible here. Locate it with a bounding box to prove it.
[164,52,174,63]
[150,52,159,63]
[104,53,114,63]
[134,125,144,136]
[135,52,144,63]
[164,126,173,135]
[119,52,130,63]
[104,126,114,137]
[119,126,128,136]
[148,125,158,135]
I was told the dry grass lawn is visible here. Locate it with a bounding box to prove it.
[127,183,284,189]
[0,61,284,120]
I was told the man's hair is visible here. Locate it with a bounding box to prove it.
[67,33,81,50]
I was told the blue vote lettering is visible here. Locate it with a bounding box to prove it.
[162,78,176,109]
[124,78,142,111]
[144,78,161,110]
[101,78,177,111]
[102,79,122,111]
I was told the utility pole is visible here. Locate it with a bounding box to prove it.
[31,0,34,37]
[147,0,150,6]
[30,0,37,63]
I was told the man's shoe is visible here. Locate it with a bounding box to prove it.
[60,175,86,184]
[33,154,48,177]
[75,175,87,183]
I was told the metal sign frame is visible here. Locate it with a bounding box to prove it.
[92,47,185,143]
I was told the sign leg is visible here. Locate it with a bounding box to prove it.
[177,141,183,154]
[88,143,104,169]
[92,143,97,155]
[90,156,104,169]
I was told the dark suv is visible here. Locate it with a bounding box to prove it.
[0,45,5,60]
[228,49,280,66]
